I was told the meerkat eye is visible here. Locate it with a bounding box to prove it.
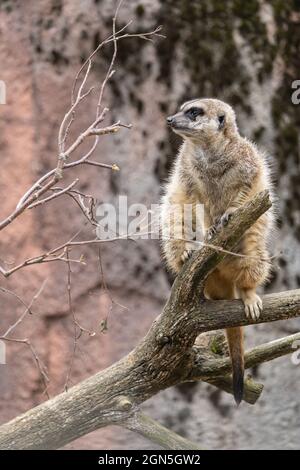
[218,114,226,129]
[185,107,204,121]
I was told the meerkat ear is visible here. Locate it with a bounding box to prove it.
[218,113,226,130]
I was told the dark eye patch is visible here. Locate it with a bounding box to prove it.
[185,107,205,121]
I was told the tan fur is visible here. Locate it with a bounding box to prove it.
[161,98,274,404]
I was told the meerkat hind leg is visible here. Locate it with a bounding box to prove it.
[204,270,237,300]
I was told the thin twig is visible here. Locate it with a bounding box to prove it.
[28,180,79,209]
[1,280,47,338]
[2,337,49,399]
[0,287,34,314]
[64,249,95,392]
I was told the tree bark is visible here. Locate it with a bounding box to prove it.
[124,413,201,450]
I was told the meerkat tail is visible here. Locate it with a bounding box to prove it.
[226,326,244,406]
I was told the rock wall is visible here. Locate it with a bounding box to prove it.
[0,0,299,449]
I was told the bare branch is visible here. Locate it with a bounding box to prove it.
[27,180,79,209]
[64,250,95,392]
[0,287,34,315]
[1,280,47,338]
[204,375,264,405]
[0,280,49,397]
[190,332,300,380]
[2,337,49,399]
[124,412,201,450]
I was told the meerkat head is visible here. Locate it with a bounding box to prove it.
[166,98,238,143]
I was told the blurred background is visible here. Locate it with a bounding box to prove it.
[0,0,299,449]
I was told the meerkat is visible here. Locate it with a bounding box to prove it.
[160,98,274,405]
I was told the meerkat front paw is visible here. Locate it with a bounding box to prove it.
[219,211,233,227]
[207,209,236,240]
[181,249,193,263]
[217,208,237,229]
[241,291,263,321]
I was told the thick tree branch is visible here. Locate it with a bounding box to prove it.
[185,289,300,336]
[188,331,300,405]
[205,376,264,405]
[0,192,299,449]
[124,413,201,450]
[190,331,300,379]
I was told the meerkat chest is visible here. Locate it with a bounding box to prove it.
[204,183,230,220]
[193,171,231,218]
[184,148,237,219]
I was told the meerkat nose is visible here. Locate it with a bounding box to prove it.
[166,116,174,125]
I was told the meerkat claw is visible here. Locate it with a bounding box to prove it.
[257,296,263,312]
[207,225,218,240]
[252,305,258,320]
[181,249,193,263]
[243,294,263,321]
[245,304,251,319]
